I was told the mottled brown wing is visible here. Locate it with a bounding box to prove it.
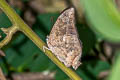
[47,8,82,70]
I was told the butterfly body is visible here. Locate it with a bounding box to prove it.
[47,8,82,70]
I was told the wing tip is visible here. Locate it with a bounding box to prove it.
[60,7,75,15]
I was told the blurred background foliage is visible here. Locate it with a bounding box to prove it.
[0,0,120,80]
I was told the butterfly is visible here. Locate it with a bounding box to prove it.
[46,7,82,70]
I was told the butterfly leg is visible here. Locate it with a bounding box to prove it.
[43,46,51,52]
[72,54,82,70]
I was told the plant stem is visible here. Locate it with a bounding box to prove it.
[0,0,82,80]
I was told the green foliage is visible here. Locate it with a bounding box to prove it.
[81,0,120,42]
[0,13,12,28]
[108,51,120,80]
[0,0,120,80]
[77,24,96,54]
[0,11,110,79]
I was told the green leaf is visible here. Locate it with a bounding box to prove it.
[28,50,51,72]
[0,60,8,75]
[77,24,96,54]
[55,69,69,80]
[0,12,12,28]
[87,60,110,77]
[37,13,59,34]
[80,0,120,42]
[76,69,92,80]
[108,50,120,80]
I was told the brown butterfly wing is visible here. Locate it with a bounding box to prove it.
[47,8,82,69]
